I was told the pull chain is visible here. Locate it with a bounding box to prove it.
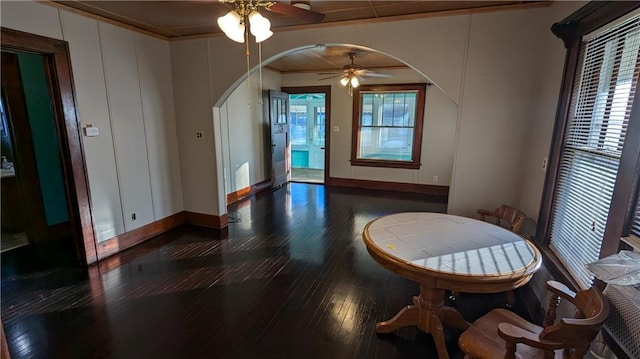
[259,42,263,103]
[245,26,251,91]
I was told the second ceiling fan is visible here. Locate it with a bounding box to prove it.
[319,53,393,95]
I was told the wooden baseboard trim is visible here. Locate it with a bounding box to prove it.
[184,211,228,229]
[326,177,449,197]
[96,212,185,260]
[226,179,271,205]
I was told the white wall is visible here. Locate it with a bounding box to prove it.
[170,39,222,216]
[450,1,586,220]
[518,0,587,224]
[136,34,184,220]
[448,8,548,217]
[218,69,281,195]
[60,12,124,241]
[2,1,183,242]
[281,68,456,187]
[99,22,155,232]
[172,2,581,221]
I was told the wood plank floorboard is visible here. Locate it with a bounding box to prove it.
[1,183,537,358]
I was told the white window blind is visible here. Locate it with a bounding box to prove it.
[549,14,640,289]
[632,195,640,238]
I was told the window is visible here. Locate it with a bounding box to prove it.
[351,84,426,169]
[314,107,325,146]
[290,104,307,145]
[542,6,640,289]
[631,194,640,239]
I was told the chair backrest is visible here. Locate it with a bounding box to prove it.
[541,284,610,355]
[478,205,527,233]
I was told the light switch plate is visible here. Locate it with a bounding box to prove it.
[84,126,99,137]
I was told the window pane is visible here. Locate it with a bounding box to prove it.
[314,107,325,146]
[361,94,373,126]
[359,127,413,161]
[290,104,307,145]
[274,97,287,124]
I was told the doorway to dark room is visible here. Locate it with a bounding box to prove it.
[1,28,96,265]
[1,50,72,255]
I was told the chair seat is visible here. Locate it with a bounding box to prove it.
[458,309,563,359]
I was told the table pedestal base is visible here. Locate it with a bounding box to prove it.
[375,284,470,359]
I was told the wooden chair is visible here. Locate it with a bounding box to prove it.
[458,281,610,359]
[449,205,528,306]
[477,205,527,234]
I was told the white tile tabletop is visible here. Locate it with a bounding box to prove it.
[365,212,537,277]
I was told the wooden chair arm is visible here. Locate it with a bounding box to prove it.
[477,209,498,224]
[498,323,564,351]
[546,280,576,301]
[477,208,495,216]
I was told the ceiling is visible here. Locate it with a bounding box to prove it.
[50,1,550,74]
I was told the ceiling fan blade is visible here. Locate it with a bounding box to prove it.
[316,72,342,75]
[318,74,342,81]
[354,69,392,77]
[266,2,326,23]
[362,72,394,78]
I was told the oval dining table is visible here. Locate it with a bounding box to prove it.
[362,212,542,359]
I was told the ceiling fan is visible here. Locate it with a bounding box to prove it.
[319,53,393,95]
[217,0,325,43]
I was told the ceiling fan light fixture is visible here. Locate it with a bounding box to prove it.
[218,11,245,43]
[249,11,273,43]
[254,29,273,43]
[340,76,350,86]
[350,76,360,88]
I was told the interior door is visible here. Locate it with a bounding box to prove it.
[269,90,290,189]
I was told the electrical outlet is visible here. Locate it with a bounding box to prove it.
[195,131,204,139]
[542,157,548,171]
[433,175,439,183]
[131,213,136,221]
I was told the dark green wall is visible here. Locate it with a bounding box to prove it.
[17,53,69,226]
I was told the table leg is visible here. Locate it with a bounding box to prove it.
[440,306,470,331]
[429,313,449,359]
[375,305,419,333]
[374,284,470,359]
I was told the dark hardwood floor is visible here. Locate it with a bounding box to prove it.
[1,183,538,358]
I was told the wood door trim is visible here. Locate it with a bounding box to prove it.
[281,86,331,184]
[1,27,97,264]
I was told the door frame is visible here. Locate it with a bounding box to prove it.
[1,27,97,264]
[281,86,331,184]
